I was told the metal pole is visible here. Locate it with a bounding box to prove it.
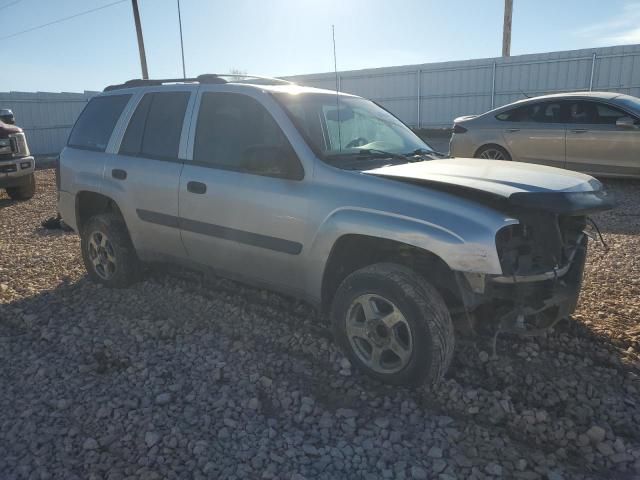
[589,52,596,91]
[177,0,186,78]
[502,0,513,57]
[491,62,497,108]
[332,25,342,150]
[131,0,149,79]
[417,69,422,128]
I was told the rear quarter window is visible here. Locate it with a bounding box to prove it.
[67,94,131,152]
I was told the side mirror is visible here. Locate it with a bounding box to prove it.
[616,116,637,128]
[325,107,355,122]
[0,109,15,125]
[241,145,304,180]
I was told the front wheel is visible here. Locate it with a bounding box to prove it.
[331,263,454,387]
[6,173,36,200]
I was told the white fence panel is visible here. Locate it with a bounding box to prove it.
[286,44,640,128]
[3,44,640,155]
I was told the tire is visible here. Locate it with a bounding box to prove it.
[6,174,36,200]
[475,145,511,161]
[331,263,455,387]
[80,213,141,288]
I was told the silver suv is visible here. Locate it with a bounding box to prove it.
[58,75,613,387]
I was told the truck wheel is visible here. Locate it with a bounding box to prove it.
[331,263,454,387]
[6,173,36,200]
[81,213,141,288]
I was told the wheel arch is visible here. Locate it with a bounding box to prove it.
[319,233,462,314]
[75,190,126,232]
[474,143,512,160]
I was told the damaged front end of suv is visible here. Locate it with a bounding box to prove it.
[458,188,614,347]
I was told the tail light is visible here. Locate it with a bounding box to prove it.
[453,124,467,134]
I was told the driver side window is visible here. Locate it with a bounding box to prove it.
[193,92,303,179]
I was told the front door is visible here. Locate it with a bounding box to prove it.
[564,100,640,177]
[178,90,309,295]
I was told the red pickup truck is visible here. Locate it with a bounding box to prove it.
[0,109,36,200]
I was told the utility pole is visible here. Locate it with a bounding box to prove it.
[177,0,186,78]
[131,0,149,79]
[502,0,513,57]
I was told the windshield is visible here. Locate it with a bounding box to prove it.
[272,92,434,160]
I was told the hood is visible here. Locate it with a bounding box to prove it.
[0,121,22,139]
[364,158,614,215]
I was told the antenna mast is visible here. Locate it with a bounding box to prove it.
[177,0,186,78]
[332,25,342,151]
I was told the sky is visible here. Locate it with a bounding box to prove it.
[2,0,640,93]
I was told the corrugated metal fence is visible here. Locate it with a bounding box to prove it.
[2,44,640,154]
[285,44,640,128]
[0,91,98,155]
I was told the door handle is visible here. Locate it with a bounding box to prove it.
[112,169,127,180]
[570,129,588,134]
[505,128,520,133]
[187,181,207,194]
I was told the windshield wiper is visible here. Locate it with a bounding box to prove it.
[405,148,447,158]
[325,149,408,162]
[358,148,408,160]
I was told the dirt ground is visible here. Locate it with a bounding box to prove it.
[0,170,639,480]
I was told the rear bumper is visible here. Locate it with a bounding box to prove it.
[58,190,77,231]
[0,156,35,188]
[448,133,476,158]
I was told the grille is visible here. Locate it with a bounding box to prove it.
[0,164,18,173]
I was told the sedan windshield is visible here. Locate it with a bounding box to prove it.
[272,92,434,161]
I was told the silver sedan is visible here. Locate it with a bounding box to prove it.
[449,91,640,178]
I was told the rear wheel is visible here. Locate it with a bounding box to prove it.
[475,145,511,161]
[6,173,36,200]
[331,263,455,387]
[81,213,141,288]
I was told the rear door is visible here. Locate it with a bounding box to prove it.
[104,87,195,260]
[498,101,566,168]
[564,100,640,177]
[179,88,309,294]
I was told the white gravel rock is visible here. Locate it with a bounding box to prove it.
[0,171,638,479]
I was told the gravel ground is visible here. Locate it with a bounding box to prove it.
[1,170,639,480]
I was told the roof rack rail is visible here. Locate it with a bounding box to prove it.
[103,74,293,92]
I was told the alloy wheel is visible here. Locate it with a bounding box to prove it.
[87,231,117,280]
[479,148,506,160]
[345,294,413,374]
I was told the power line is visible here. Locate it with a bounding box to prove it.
[0,0,127,41]
[0,0,21,11]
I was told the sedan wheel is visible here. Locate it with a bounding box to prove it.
[479,148,507,160]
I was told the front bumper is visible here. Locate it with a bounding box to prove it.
[0,155,35,188]
[483,237,588,333]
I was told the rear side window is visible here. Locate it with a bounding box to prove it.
[496,101,562,123]
[120,91,190,160]
[68,94,131,151]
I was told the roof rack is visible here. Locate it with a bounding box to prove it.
[103,74,293,92]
